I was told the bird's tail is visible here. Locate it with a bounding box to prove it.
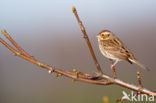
[129,59,150,71]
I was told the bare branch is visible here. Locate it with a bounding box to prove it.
[0,34,112,85]
[1,30,34,59]
[72,6,103,74]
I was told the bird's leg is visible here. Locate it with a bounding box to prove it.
[110,59,118,79]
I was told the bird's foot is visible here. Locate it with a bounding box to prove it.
[112,71,117,79]
[111,66,117,79]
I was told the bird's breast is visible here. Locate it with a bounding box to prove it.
[99,43,118,60]
[99,41,118,60]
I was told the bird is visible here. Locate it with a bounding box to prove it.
[97,30,150,78]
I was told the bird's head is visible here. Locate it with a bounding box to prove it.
[97,30,114,40]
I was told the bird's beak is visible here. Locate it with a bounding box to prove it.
[96,35,99,38]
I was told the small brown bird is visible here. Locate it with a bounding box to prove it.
[97,30,150,76]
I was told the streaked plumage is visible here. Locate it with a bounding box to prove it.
[97,30,149,71]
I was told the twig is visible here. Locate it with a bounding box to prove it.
[1,30,34,59]
[0,7,156,101]
[101,74,156,96]
[137,72,142,89]
[72,6,103,74]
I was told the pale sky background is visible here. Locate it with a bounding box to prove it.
[0,0,156,103]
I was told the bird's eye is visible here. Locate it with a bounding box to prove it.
[101,34,105,36]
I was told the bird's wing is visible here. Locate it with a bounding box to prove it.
[116,37,135,59]
[103,38,135,61]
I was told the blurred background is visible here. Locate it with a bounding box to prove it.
[0,0,156,103]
